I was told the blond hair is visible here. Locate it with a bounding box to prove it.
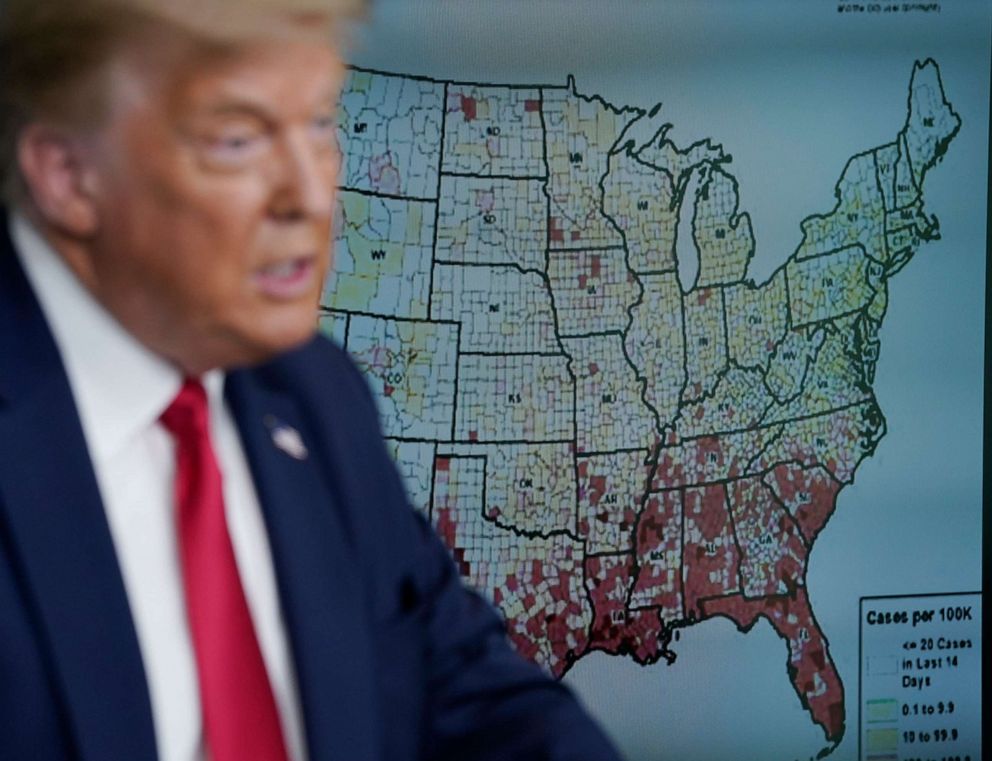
[0,0,364,204]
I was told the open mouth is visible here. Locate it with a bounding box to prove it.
[252,256,317,299]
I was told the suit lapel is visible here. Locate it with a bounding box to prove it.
[225,372,380,761]
[0,222,158,760]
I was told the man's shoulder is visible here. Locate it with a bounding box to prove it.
[228,332,404,514]
[233,333,385,450]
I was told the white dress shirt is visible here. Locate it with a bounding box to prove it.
[12,214,308,761]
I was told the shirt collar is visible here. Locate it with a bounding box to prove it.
[10,212,224,463]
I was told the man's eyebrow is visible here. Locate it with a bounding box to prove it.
[190,87,339,123]
[194,101,273,122]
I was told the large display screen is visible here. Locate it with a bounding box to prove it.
[324,2,989,758]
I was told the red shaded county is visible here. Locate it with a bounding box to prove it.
[502,552,590,676]
[694,436,738,479]
[460,95,477,121]
[550,217,565,243]
[763,464,842,544]
[682,485,740,618]
[590,255,601,279]
[524,98,541,112]
[585,476,607,506]
[433,493,590,677]
[451,546,470,577]
[435,456,451,472]
[577,455,642,548]
[584,554,666,664]
[727,477,807,598]
[701,590,845,744]
[571,231,582,241]
[433,505,457,549]
[631,491,683,617]
[652,449,686,489]
[615,609,666,664]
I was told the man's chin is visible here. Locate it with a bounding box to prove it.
[241,320,320,366]
[178,318,320,374]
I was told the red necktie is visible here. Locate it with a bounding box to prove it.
[161,379,290,761]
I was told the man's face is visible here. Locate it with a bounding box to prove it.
[71,29,344,373]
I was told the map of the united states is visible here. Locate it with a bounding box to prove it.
[324,59,959,751]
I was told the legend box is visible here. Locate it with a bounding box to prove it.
[859,592,982,761]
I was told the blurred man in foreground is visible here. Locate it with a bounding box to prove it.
[0,1,623,759]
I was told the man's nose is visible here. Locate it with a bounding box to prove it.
[269,130,338,221]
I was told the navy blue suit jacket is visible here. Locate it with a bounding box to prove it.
[0,214,622,761]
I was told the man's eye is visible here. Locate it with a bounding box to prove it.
[203,131,267,163]
[220,135,253,149]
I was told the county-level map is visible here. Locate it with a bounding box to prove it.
[323,59,959,753]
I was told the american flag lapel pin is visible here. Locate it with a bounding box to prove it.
[265,416,309,460]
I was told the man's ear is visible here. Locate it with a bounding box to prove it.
[16,123,100,238]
